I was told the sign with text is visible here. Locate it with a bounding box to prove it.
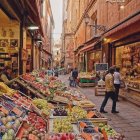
[95,63,108,71]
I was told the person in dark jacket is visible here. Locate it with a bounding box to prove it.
[72,68,78,87]
[54,67,59,77]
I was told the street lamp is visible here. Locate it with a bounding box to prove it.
[88,18,108,32]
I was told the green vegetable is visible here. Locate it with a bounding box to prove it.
[8,129,15,136]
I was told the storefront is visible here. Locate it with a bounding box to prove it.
[87,46,102,72]
[102,11,140,105]
[0,9,20,76]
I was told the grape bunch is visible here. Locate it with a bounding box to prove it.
[53,108,67,116]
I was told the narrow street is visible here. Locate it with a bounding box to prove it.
[59,75,140,140]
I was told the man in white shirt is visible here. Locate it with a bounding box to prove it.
[114,67,121,101]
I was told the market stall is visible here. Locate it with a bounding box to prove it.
[0,70,125,140]
[116,45,140,106]
[78,72,96,87]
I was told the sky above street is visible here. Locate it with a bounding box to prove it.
[50,0,63,43]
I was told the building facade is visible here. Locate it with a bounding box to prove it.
[63,0,140,72]
[53,43,62,67]
[0,0,54,75]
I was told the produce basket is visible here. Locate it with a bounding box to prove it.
[15,120,48,140]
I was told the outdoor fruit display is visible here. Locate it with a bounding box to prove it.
[0,82,15,96]
[67,106,87,122]
[48,133,75,140]
[53,118,73,133]
[53,107,67,116]
[12,94,31,109]
[27,112,47,132]
[0,111,23,140]
[32,98,50,116]
[99,123,124,140]
[15,121,46,140]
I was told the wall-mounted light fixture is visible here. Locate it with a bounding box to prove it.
[88,18,108,32]
[27,25,39,30]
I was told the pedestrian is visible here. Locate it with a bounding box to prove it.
[114,67,121,101]
[46,67,53,76]
[54,67,59,77]
[100,67,119,113]
[0,66,20,90]
[72,68,78,87]
[0,66,12,85]
[69,68,73,87]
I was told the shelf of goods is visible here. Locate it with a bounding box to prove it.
[127,80,140,93]
[119,79,140,106]
[0,71,125,140]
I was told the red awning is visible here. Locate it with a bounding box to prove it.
[80,41,97,53]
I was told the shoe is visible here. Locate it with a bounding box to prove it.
[100,110,108,113]
[111,110,119,113]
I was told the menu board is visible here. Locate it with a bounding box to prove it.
[95,63,108,71]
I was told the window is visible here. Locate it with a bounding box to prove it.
[90,11,97,37]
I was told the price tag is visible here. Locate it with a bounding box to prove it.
[79,122,87,128]
[0,106,9,115]
[87,111,95,118]
[68,103,72,112]
[102,129,108,140]
[12,107,23,117]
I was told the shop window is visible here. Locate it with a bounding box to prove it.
[115,42,140,76]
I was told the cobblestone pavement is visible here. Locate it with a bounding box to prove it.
[59,75,140,140]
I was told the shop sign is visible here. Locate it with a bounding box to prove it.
[95,63,108,71]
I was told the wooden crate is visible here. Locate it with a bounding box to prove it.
[78,82,95,87]
[95,86,106,96]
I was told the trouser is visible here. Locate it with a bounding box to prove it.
[114,84,120,101]
[69,79,73,86]
[100,91,117,111]
[73,78,77,87]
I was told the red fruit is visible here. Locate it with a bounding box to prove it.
[60,134,67,140]
[69,133,75,140]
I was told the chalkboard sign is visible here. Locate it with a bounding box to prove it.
[95,63,108,71]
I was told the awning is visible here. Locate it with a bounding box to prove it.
[76,36,100,54]
[80,41,97,53]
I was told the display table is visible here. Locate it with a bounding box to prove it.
[0,71,125,140]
